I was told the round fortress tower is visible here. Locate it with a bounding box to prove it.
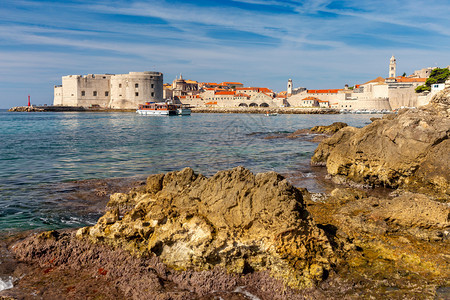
[109,71,163,109]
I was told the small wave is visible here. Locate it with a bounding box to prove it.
[0,276,14,292]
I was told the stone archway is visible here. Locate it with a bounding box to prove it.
[249,103,258,107]
[238,103,248,107]
[259,103,269,107]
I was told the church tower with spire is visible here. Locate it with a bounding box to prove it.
[389,55,396,78]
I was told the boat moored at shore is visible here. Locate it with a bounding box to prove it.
[176,104,192,116]
[137,102,177,115]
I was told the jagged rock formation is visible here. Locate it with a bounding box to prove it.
[311,88,450,198]
[75,167,336,288]
[310,122,348,134]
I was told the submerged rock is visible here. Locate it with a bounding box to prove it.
[311,88,450,198]
[76,167,336,289]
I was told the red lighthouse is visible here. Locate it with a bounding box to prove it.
[28,95,31,107]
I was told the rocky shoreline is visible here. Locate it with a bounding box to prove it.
[1,89,449,299]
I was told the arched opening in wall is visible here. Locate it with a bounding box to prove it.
[249,103,258,107]
[260,103,269,107]
[238,103,248,107]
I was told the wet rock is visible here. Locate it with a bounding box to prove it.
[310,122,348,134]
[76,167,336,289]
[311,88,450,198]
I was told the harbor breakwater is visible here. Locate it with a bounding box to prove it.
[8,106,135,112]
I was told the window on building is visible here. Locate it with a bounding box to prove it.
[135,83,139,88]
[105,91,109,96]
[81,91,85,96]
[93,91,97,96]
[151,84,154,88]
[135,92,139,96]
[151,92,154,97]
[119,83,122,88]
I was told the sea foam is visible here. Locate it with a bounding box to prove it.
[0,276,14,291]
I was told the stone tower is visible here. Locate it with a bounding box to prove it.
[287,79,292,95]
[389,55,396,78]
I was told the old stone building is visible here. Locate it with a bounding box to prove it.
[54,71,163,109]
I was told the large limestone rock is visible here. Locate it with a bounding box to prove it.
[77,167,336,288]
[311,88,450,198]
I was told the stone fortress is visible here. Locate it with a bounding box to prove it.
[53,57,449,111]
[54,72,163,109]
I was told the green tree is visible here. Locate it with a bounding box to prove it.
[415,67,450,93]
[402,72,407,77]
[415,85,430,93]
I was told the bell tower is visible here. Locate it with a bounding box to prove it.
[287,79,292,95]
[389,55,396,78]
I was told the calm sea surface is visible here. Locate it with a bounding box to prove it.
[0,110,376,233]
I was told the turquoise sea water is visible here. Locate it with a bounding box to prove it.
[0,110,376,233]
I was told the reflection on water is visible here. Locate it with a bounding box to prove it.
[0,111,377,232]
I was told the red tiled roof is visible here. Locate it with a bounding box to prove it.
[302,96,320,100]
[307,89,342,94]
[362,77,385,85]
[236,87,257,91]
[396,77,427,83]
[215,91,235,95]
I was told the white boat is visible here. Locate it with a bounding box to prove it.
[137,102,177,115]
[176,104,192,116]
[265,112,278,116]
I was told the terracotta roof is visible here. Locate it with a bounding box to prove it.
[362,76,385,85]
[395,77,427,83]
[215,91,235,95]
[235,87,273,93]
[205,101,217,105]
[318,100,329,103]
[257,87,273,93]
[302,96,320,100]
[236,87,257,91]
[307,89,341,94]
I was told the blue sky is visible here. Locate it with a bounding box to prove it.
[1,0,450,108]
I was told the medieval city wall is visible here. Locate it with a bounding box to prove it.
[388,88,420,109]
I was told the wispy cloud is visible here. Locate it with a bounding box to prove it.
[0,0,449,108]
